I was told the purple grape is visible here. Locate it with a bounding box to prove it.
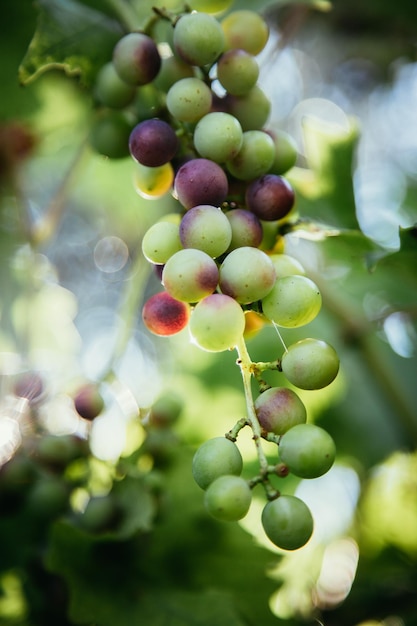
[174,158,228,209]
[129,119,179,167]
[142,291,190,336]
[245,174,295,221]
[113,33,161,86]
[225,208,263,250]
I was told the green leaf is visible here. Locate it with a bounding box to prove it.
[18,0,124,87]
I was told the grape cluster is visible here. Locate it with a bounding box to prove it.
[90,3,341,551]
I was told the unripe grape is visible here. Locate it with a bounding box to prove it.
[217,49,259,96]
[112,33,161,85]
[219,246,276,304]
[129,119,179,167]
[174,158,228,209]
[262,495,314,550]
[254,387,307,435]
[226,131,275,181]
[94,62,136,109]
[142,291,191,336]
[221,10,269,55]
[278,423,336,479]
[148,391,183,428]
[225,208,263,250]
[281,338,340,390]
[261,275,322,328]
[162,248,219,303]
[268,129,298,174]
[167,77,212,123]
[153,55,195,92]
[225,86,271,131]
[246,174,295,221]
[193,112,243,163]
[189,293,245,352]
[179,204,232,258]
[90,111,131,159]
[173,12,225,67]
[142,220,182,264]
[192,437,243,489]
[269,253,305,278]
[133,161,174,199]
[204,475,251,521]
[188,0,233,13]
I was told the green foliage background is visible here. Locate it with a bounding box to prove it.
[1,1,417,625]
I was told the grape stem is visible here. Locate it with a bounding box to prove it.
[235,337,279,500]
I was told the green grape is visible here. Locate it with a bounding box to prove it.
[179,204,232,258]
[112,32,161,85]
[269,253,306,278]
[281,338,340,390]
[226,130,275,180]
[226,85,271,131]
[268,129,298,174]
[204,475,251,521]
[193,112,243,163]
[221,10,269,55]
[173,12,225,67]
[192,437,243,490]
[217,49,259,96]
[153,55,195,92]
[134,84,164,122]
[142,220,182,264]
[189,293,246,352]
[166,77,212,123]
[94,62,136,109]
[188,0,233,13]
[262,495,314,550]
[261,275,322,328]
[133,161,174,199]
[219,246,276,304]
[254,387,307,435]
[162,248,219,303]
[90,111,132,159]
[278,423,336,479]
[148,391,183,428]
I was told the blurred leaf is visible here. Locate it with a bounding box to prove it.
[18,0,124,87]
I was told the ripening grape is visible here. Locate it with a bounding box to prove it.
[254,387,307,435]
[133,161,174,199]
[189,293,246,352]
[269,253,306,278]
[112,33,161,85]
[226,130,275,180]
[129,119,179,167]
[166,77,212,123]
[73,383,104,421]
[142,221,182,264]
[217,49,260,96]
[174,158,228,209]
[148,391,183,428]
[162,248,219,302]
[204,475,251,521]
[261,495,314,550]
[225,208,263,250]
[246,174,295,221]
[278,423,336,479]
[179,205,232,258]
[173,12,225,67]
[281,338,340,390]
[225,86,271,131]
[142,291,191,336]
[261,275,322,328]
[193,112,243,163]
[268,129,298,175]
[219,246,276,304]
[221,10,269,55]
[90,111,132,159]
[94,62,136,109]
[192,437,243,490]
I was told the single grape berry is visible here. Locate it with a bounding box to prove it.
[278,423,336,479]
[162,248,219,303]
[94,62,136,109]
[246,174,295,221]
[148,391,183,428]
[268,129,298,175]
[219,246,276,304]
[133,161,174,199]
[192,437,243,490]
[129,119,179,167]
[226,130,275,180]
[225,208,263,250]
[225,86,271,131]
[204,475,251,521]
[73,383,105,421]
[261,495,314,550]
[166,77,212,123]
[269,253,305,278]
[193,112,243,163]
[189,293,246,352]
[113,33,161,85]
[261,275,322,328]
[281,338,340,390]
[142,220,182,264]
[217,49,259,96]
[173,12,225,67]
[174,158,228,209]
[179,204,232,258]
[221,10,269,55]
[142,291,191,336]
[254,387,307,435]
[90,111,131,159]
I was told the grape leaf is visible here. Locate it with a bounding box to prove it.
[18,0,125,87]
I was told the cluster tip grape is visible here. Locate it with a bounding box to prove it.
[90,2,341,551]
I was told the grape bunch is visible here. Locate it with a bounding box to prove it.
[90,3,341,551]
